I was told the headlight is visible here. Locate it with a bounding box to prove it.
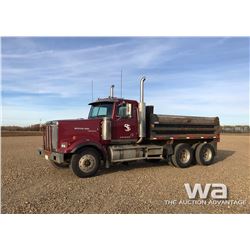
[61,142,68,148]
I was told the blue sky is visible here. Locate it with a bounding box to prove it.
[1,37,249,126]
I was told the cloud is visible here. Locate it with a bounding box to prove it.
[2,38,174,95]
[1,37,249,125]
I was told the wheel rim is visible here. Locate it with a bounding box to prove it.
[79,154,96,173]
[202,147,212,162]
[179,149,191,164]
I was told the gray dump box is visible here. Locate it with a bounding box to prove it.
[146,106,220,140]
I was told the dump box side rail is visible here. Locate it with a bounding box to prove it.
[146,106,220,140]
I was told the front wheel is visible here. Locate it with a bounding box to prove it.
[70,149,100,178]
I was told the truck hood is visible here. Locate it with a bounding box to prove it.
[51,118,103,153]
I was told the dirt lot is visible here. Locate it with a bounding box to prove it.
[1,135,249,213]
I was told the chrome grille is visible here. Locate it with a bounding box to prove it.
[51,125,58,151]
[44,124,58,151]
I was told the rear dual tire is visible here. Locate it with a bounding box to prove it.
[170,142,215,168]
[195,143,215,166]
[170,143,194,168]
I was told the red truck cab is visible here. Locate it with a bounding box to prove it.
[38,97,141,174]
[89,98,139,142]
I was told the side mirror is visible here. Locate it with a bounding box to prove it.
[125,103,132,118]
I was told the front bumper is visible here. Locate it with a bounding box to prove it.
[37,148,64,164]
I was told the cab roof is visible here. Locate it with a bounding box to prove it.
[89,97,137,105]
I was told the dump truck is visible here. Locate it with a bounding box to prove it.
[38,77,220,178]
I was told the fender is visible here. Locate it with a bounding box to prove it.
[66,140,107,161]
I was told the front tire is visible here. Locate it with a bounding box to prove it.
[195,143,215,166]
[171,143,193,168]
[70,148,100,178]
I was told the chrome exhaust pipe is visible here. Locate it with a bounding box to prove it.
[137,76,146,143]
[110,85,115,98]
[140,76,146,103]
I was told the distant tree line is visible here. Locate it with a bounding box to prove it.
[1,124,41,131]
[221,125,250,133]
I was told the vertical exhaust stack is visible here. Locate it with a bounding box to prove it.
[110,85,115,98]
[137,76,146,143]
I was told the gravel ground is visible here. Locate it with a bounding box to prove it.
[1,135,249,213]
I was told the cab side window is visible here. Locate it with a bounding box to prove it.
[116,103,132,119]
[117,105,126,117]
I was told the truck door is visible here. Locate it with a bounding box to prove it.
[112,101,138,142]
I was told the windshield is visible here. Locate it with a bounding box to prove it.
[88,103,113,119]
